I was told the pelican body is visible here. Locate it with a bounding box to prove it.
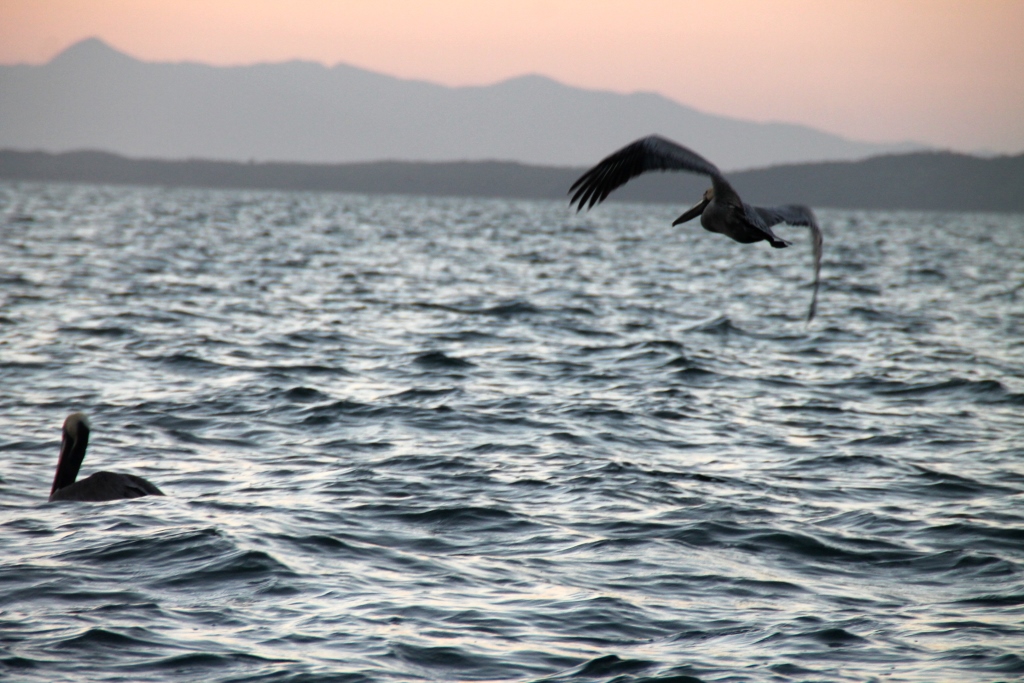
[569,135,823,321]
[49,413,164,502]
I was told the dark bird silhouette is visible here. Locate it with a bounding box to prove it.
[569,135,823,321]
[49,413,164,502]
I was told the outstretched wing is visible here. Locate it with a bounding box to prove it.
[569,135,724,211]
[752,204,823,322]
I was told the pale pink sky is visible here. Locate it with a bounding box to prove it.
[2,0,1022,153]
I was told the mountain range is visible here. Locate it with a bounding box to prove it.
[3,148,1021,212]
[0,38,922,171]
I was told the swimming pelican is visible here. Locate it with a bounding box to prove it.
[569,135,823,321]
[49,413,164,502]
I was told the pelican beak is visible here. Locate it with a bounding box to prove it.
[51,432,76,497]
[672,196,710,226]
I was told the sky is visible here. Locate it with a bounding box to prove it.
[2,0,1022,154]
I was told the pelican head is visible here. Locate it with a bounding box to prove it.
[672,187,714,226]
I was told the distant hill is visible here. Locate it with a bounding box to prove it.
[2,148,1021,212]
[0,38,922,171]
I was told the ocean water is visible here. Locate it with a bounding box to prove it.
[0,182,1022,683]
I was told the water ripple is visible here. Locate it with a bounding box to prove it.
[1,184,1022,682]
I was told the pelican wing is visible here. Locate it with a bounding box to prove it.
[751,204,823,322]
[569,135,724,211]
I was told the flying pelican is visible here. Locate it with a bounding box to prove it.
[569,135,823,321]
[49,413,164,502]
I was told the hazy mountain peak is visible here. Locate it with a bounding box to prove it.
[49,37,137,67]
[492,73,565,88]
